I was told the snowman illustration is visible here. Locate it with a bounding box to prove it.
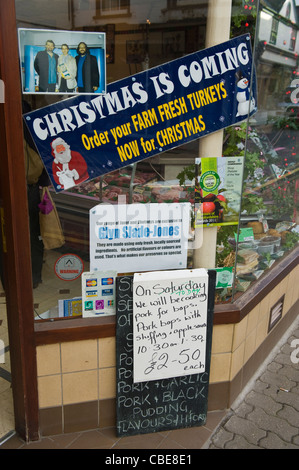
[235,71,256,117]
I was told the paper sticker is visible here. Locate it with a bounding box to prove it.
[81,270,117,317]
[133,269,209,382]
[54,254,84,281]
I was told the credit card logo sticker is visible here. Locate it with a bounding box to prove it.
[86,290,97,297]
[84,301,93,310]
[102,288,113,296]
[95,300,104,309]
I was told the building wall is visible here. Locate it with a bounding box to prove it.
[211,263,298,384]
[37,263,299,436]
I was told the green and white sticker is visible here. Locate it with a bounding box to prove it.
[215,267,233,288]
[236,227,254,242]
[200,170,220,193]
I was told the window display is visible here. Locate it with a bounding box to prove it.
[1,0,296,445]
[14,0,298,320]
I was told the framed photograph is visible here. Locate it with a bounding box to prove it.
[18,28,106,95]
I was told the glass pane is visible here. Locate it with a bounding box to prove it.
[16,0,269,316]
[233,1,299,299]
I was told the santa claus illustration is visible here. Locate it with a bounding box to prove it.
[51,137,89,190]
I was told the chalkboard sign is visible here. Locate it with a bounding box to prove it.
[116,270,216,437]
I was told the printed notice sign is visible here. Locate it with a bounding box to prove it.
[90,203,190,273]
[195,156,244,227]
[133,269,209,382]
[23,34,256,193]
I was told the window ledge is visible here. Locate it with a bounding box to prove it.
[34,245,299,345]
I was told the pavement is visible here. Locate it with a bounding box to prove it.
[204,315,299,449]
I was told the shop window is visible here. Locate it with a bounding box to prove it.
[97,0,130,15]
[13,0,298,317]
[269,17,278,45]
[285,2,291,20]
[176,0,201,5]
[289,28,296,51]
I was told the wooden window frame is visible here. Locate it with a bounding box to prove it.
[0,0,39,442]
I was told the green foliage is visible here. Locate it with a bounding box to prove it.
[270,114,299,131]
[231,0,257,38]
[177,164,196,186]
[243,193,265,213]
[223,124,247,151]
[223,123,266,214]
[283,231,299,250]
[216,225,236,266]
[267,182,296,220]
[242,150,263,181]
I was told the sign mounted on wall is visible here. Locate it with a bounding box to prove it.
[23,34,257,193]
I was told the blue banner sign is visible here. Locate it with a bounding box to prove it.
[24,34,257,193]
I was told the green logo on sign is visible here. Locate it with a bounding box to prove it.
[200,171,220,192]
